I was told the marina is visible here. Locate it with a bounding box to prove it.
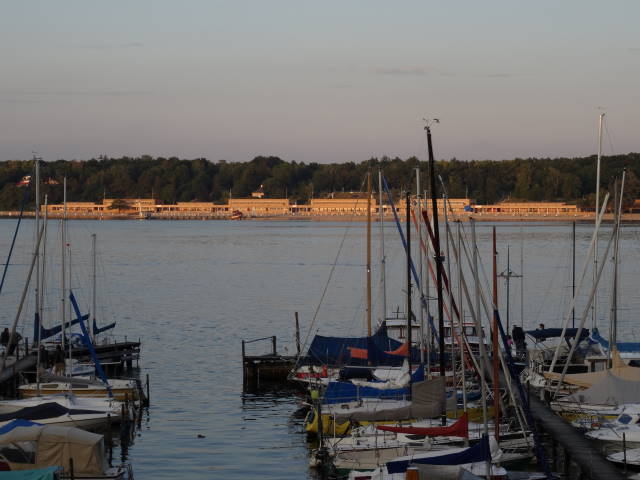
[2,1,640,478]
[2,204,640,478]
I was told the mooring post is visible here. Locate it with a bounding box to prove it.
[624,432,628,474]
[241,340,246,360]
[146,373,150,405]
[295,312,301,355]
[272,336,277,356]
[563,447,571,479]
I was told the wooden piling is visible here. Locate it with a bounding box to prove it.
[564,447,571,479]
[106,413,112,447]
[623,432,628,475]
[295,312,300,355]
[271,336,276,356]
[146,373,150,404]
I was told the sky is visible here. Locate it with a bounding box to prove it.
[1,1,639,164]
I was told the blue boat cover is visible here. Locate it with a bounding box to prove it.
[0,419,41,435]
[323,365,426,404]
[592,328,640,353]
[0,467,59,480]
[33,312,87,342]
[526,328,589,341]
[386,435,491,474]
[0,403,104,423]
[93,318,116,335]
[323,381,410,404]
[305,324,422,366]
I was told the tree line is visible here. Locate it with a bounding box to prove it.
[0,153,638,210]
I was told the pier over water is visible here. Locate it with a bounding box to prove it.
[529,396,625,480]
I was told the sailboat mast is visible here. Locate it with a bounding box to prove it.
[92,233,97,343]
[40,195,48,325]
[506,246,510,333]
[492,226,500,441]
[378,170,387,324]
[34,159,41,392]
[416,168,425,364]
[572,222,576,328]
[425,122,446,424]
[471,219,491,475]
[68,242,73,368]
[443,191,457,418]
[593,112,604,330]
[34,157,40,347]
[406,193,412,377]
[457,221,467,414]
[61,177,67,351]
[366,172,372,336]
[520,224,524,327]
[609,172,625,364]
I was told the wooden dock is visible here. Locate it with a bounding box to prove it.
[242,336,297,386]
[0,353,37,384]
[528,395,625,480]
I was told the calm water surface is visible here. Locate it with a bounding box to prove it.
[1,218,640,479]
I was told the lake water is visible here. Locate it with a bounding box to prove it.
[1,218,640,479]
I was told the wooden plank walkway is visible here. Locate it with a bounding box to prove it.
[528,395,625,480]
[0,353,37,383]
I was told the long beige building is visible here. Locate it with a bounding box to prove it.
[39,196,593,219]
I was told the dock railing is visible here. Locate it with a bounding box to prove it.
[241,335,277,359]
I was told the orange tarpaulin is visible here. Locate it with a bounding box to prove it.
[376,412,469,438]
[347,346,368,359]
[385,342,409,357]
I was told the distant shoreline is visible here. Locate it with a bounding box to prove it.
[2,211,639,223]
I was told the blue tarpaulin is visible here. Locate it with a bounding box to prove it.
[0,419,41,435]
[526,328,589,341]
[592,328,640,353]
[93,318,116,335]
[305,324,422,366]
[323,364,426,404]
[0,467,59,480]
[386,435,491,474]
[33,312,87,342]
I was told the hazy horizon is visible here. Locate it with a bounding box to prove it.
[2,1,638,164]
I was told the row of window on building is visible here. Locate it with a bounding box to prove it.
[37,197,599,217]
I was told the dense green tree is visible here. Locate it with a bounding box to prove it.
[1,152,640,210]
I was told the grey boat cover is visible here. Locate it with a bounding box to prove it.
[0,420,107,475]
[333,377,445,423]
[414,464,464,480]
[563,371,640,406]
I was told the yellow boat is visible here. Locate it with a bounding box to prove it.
[305,405,495,435]
[19,379,139,403]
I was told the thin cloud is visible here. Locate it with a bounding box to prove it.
[372,66,432,76]
[483,73,513,78]
[1,90,151,97]
[627,48,640,53]
[74,42,144,50]
[0,98,44,104]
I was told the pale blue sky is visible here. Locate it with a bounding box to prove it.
[1,1,638,163]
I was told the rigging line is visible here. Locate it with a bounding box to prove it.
[604,121,616,156]
[381,174,439,342]
[293,176,368,370]
[0,176,32,297]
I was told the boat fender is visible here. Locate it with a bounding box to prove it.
[321,365,328,377]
